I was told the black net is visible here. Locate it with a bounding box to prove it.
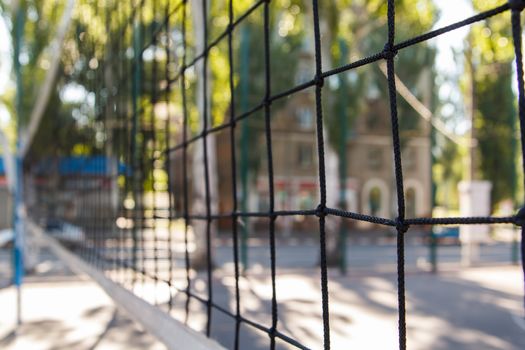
[22,0,525,349]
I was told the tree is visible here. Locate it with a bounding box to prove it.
[463,0,517,209]
[317,0,438,265]
[1,0,69,133]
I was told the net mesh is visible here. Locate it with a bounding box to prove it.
[22,0,525,349]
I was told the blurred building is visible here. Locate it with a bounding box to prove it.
[218,72,431,233]
[171,58,432,233]
[25,156,124,231]
[348,97,432,222]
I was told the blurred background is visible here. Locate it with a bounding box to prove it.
[0,0,524,349]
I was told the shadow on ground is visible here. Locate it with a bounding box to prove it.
[0,306,162,350]
[166,266,524,350]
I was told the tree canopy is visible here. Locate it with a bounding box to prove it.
[466,0,518,208]
[2,0,519,212]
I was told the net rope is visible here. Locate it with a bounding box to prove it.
[22,1,525,349]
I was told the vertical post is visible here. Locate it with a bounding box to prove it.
[429,137,437,273]
[465,34,477,183]
[239,26,250,271]
[513,229,519,264]
[511,69,519,265]
[429,221,437,272]
[130,21,142,286]
[428,71,437,273]
[13,4,26,326]
[337,39,348,275]
[429,160,437,272]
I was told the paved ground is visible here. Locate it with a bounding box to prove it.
[0,248,166,350]
[121,240,525,349]
[213,240,518,271]
[173,264,525,350]
[1,239,525,350]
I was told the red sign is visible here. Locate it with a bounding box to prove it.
[299,182,316,190]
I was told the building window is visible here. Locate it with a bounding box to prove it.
[369,187,381,217]
[367,148,383,171]
[405,187,416,218]
[258,194,270,212]
[298,190,315,210]
[296,107,313,129]
[404,148,417,172]
[366,112,381,130]
[276,190,288,211]
[297,144,313,168]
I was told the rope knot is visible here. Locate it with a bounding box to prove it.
[315,204,326,218]
[263,97,272,107]
[382,43,398,60]
[509,0,525,12]
[395,217,409,234]
[314,74,325,87]
[268,326,277,338]
[515,207,525,226]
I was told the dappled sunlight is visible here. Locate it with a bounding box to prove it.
[0,277,164,350]
[182,266,525,349]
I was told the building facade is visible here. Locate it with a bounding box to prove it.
[227,81,432,232]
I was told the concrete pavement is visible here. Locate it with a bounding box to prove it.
[1,240,524,350]
[192,265,525,349]
[0,248,166,350]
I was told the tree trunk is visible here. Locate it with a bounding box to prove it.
[190,0,218,270]
[305,2,342,266]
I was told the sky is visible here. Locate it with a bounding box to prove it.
[434,0,473,134]
[434,0,473,73]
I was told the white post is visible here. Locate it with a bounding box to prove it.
[458,180,492,265]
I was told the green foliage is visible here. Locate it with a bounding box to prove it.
[475,62,516,205]
[231,1,306,178]
[8,0,68,127]
[433,133,464,210]
[466,1,517,207]
[13,0,440,196]
[27,91,97,160]
[321,0,438,151]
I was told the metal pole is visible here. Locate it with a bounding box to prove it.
[411,64,439,272]
[512,229,519,264]
[428,70,437,273]
[13,3,26,326]
[337,39,348,275]
[14,150,24,326]
[510,70,519,265]
[239,26,250,272]
[130,21,142,285]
